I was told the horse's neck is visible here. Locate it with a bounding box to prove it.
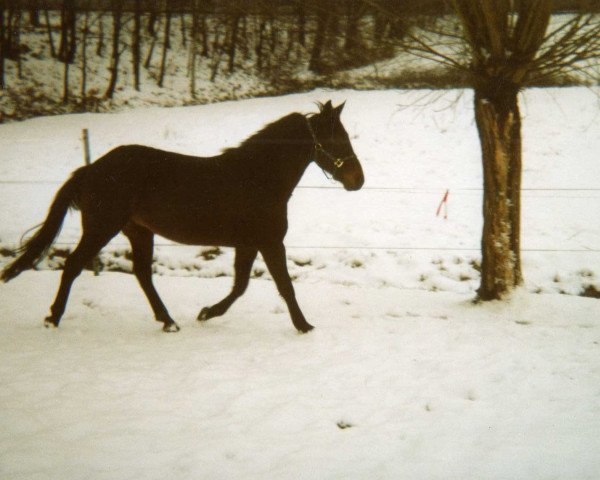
[254,146,312,199]
[234,117,313,199]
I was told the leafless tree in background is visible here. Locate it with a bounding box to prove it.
[158,0,171,88]
[80,4,90,106]
[132,0,141,91]
[1,0,597,129]
[371,0,600,300]
[104,1,122,99]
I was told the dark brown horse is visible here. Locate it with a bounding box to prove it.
[1,101,364,333]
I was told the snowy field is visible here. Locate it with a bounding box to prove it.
[1,88,599,479]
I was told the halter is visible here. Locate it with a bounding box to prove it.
[306,116,356,178]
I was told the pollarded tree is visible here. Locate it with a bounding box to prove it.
[455,0,553,299]
[377,0,600,300]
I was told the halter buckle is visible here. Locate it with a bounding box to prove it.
[334,158,345,169]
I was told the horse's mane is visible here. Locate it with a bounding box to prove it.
[221,112,309,158]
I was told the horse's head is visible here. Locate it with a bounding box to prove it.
[307,101,365,191]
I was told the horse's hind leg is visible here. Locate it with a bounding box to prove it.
[123,223,179,332]
[45,230,116,328]
[198,246,257,322]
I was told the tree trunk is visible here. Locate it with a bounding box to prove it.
[344,0,360,52]
[29,2,40,27]
[209,20,223,82]
[297,1,306,46]
[14,10,22,79]
[62,55,69,104]
[132,0,141,91]
[81,9,89,107]
[227,13,240,74]
[158,9,171,88]
[105,5,122,99]
[147,11,157,36]
[180,12,186,47]
[68,2,76,61]
[43,9,56,58]
[474,88,523,300]
[144,35,156,69]
[309,6,330,72]
[96,12,104,57]
[188,0,198,98]
[373,11,386,45]
[5,5,13,57]
[240,15,249,60]
[255,17,266,70]
[58,0,76,64]
[199,15,209,57]
[144,9,158,70]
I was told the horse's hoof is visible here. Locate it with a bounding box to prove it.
[298,323,314,334]
[44,317,58,329]
[197,307,211,321]
[163,322,180,333]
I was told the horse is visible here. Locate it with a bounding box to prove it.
[1,100,364,333]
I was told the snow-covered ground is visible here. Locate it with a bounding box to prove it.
[1,272,599,480]
[1,88,599,479]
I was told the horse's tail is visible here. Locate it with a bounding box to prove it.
[1,167,87,282]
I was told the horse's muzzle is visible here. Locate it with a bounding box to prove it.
[342,168,365,191]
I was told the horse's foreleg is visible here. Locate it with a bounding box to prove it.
[123,224,179,332]
[260,243,314,333]
[198,246,257,321]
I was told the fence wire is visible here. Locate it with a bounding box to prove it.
[2,181,599,253]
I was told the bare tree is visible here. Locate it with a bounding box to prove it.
[344,0,365,52]
[58,0,76,64]
[105,1,122,99]
[309,2,332,72]
[199,12,209,57]
[57,0,77,104]
[179,11,187,48]
[374,0,600,300]
[13,8,22,80]
[297,0,306,47]
[80,6,90,107]
[227,7,242,73]
[43,9,56,58]
[28,1,40,28]
[144,6,158,69]
[255,14,267,70]
[132,0,142,91]
[96,11,104,57]
[211,24,224,81]
[189,0,199,98]
[158,2,172,88]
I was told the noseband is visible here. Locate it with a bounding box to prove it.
[306,117,356,177]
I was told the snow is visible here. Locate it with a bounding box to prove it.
[1,88,599,479]
[1,273,599,479]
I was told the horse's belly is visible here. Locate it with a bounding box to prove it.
[131,208,286,247]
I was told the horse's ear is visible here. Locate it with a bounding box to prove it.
[322,100,333,114]
[334,101,346,116]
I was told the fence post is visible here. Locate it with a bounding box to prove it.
[82,128,101,276]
